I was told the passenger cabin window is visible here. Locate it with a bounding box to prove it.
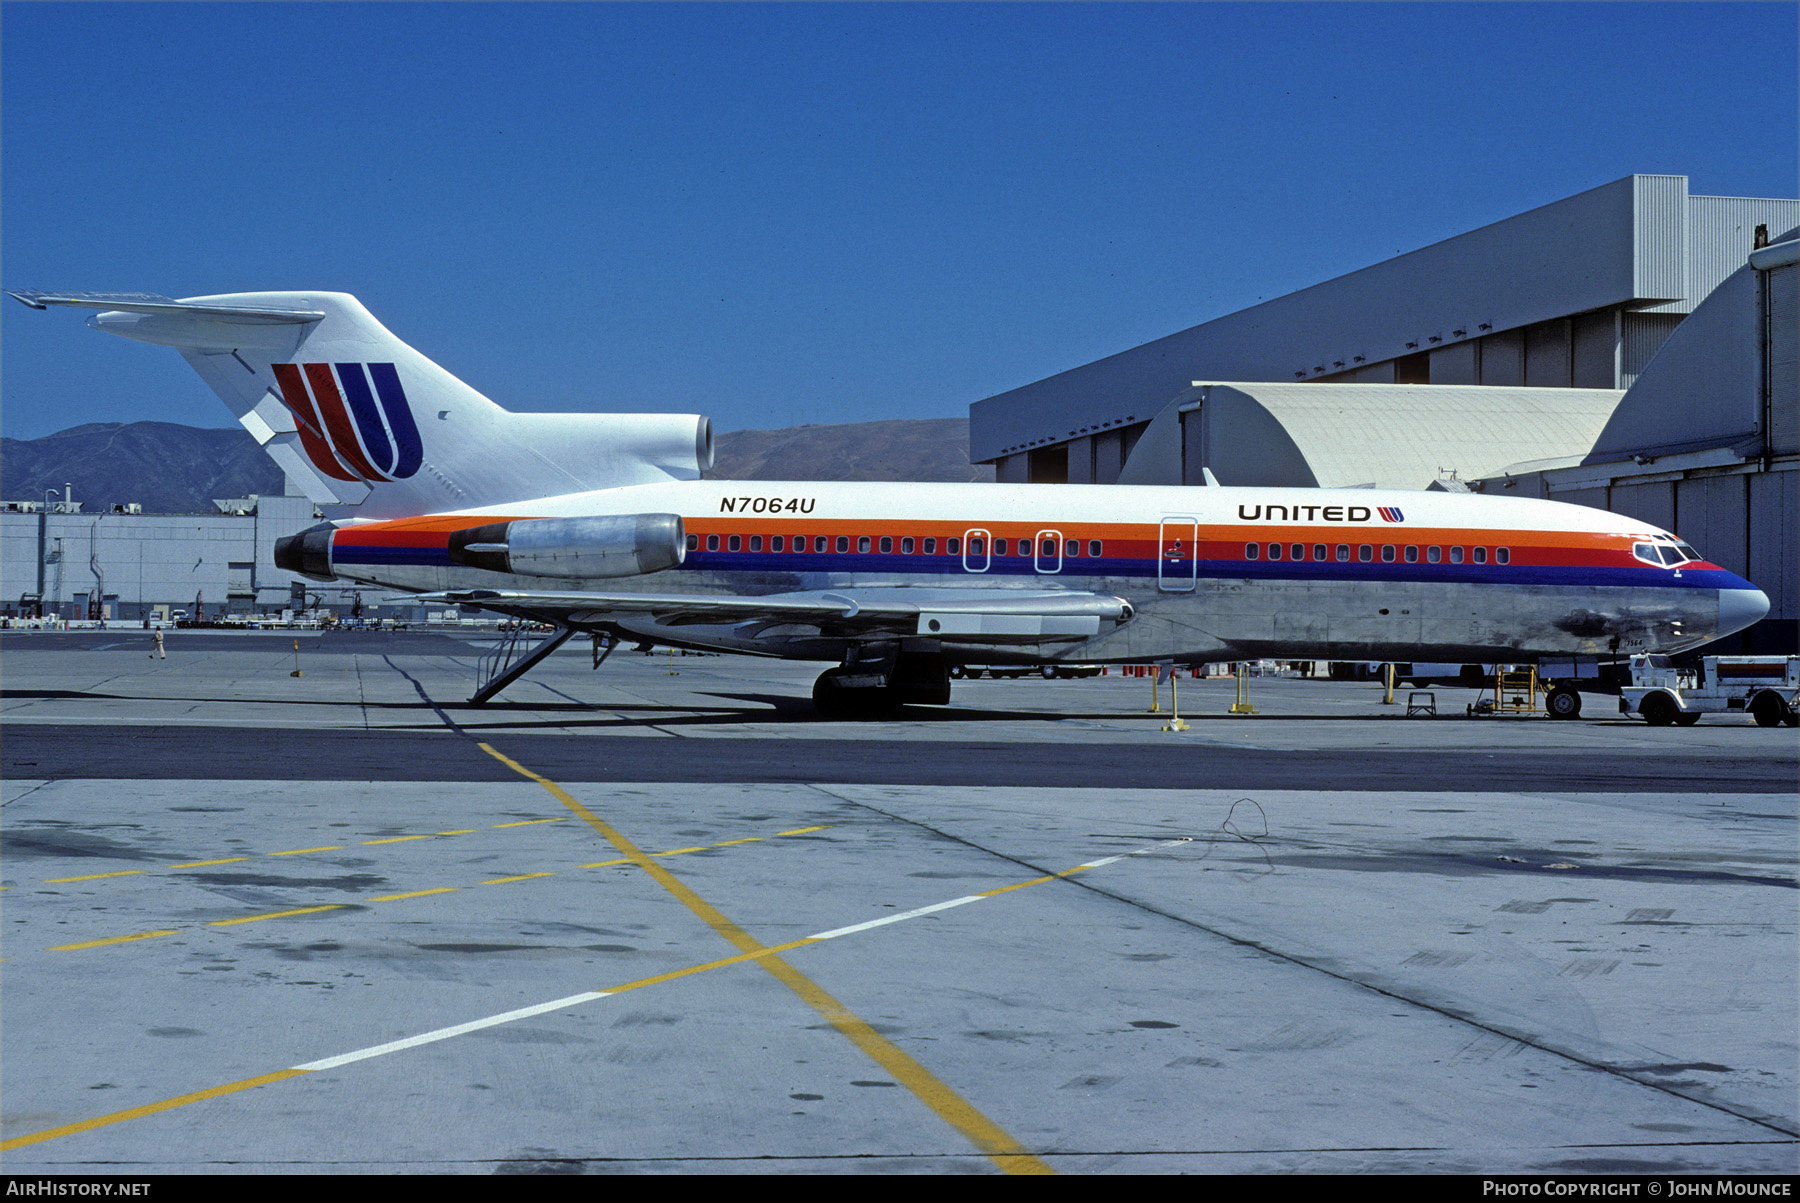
[750,535,763,552]
[1404,545,1419,563]
[1065,539,1079,557]
[1312,544,1326,561]
[1291,544,1305,561]
[771,535,783,553]
[729,535,741,551]
[1449,546,1465,564]
[707,534,720,552]
[1245,543,1260,560]
[1335,545,1350,562]
[1496,547,1510,564]
[966,538,982,556]
[1267,543,1283,560]
[836,536,849,553]
[1358,545,1373,562]
[1472,546,1487,564]
[902,537,914,554]
[1089,540,1102,557]
[995,539,1009,556]
[858,536,871,553]
[1427,545,1441,563]
[879,536,892,553]
[925,538,937,554]
[948,538,961,555]
[686,535,699,551]
[1381,545,1395,563]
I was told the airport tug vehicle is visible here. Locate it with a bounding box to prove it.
[1621,655,1800,727]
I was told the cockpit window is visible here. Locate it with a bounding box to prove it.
[1634,539,1699,567]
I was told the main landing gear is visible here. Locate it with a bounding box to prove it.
[1544,683,1583,720]
[812,644,951,718]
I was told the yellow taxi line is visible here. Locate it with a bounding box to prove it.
[474,740,1054,1177]
[205,905,345,927]
[11,837,1189,1156]
[31,816,576,887]
[42,824,835,951]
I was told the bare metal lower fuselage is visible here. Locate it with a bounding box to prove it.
[346,561,1730,667]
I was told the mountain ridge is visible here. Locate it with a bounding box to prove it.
[2,416,994,512]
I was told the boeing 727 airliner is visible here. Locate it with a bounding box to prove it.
[10,290,1770,715]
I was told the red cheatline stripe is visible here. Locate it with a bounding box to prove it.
[333,530,461,548]
[303,363,387,481]
[270,363,358,482]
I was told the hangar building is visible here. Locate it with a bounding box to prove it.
[969,174,1798,652]
[1,492,364,623]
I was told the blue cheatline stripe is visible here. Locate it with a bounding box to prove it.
[333,364,395,478]
[328,542,1746,592]
[368,363,424,480]
[336,545,455,567]
[671,552,1742,591]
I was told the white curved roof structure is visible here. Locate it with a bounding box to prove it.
[1119,382,1625,490]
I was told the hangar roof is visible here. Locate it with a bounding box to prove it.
[972,175,1796,465]
[1123,382,1625,491]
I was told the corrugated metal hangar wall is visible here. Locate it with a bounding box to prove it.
[972,175,1794,478]
[969,174,1797,653]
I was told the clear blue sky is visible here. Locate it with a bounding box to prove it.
[4,2,1795,440]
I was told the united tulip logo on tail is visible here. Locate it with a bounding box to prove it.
[1377,506,1406,523]
[271,362,424,483]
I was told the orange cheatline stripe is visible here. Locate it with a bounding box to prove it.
[473,741,1055,1176]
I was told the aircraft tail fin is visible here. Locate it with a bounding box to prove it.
[7,291,712,518]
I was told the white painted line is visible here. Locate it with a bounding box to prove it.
[807,838,1192,941]
[808,895,987,941]
[287,837,1192,1076]
[1078,838,1192,871]
[293,991,610,1071]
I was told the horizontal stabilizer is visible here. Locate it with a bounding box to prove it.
[6,291,325,324]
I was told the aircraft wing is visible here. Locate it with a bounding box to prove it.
[408,586,1133,642]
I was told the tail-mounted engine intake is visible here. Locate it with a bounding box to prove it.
[447,513,686,579]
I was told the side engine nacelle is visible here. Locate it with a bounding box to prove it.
[274,513,686,581]
[447,513,685,579]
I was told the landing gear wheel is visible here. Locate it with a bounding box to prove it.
[1751,693,1789,728]
[1640,693,1678,727]
[812,670,899,719]
[1545,685,1582,720]
[1040,665,1059,680]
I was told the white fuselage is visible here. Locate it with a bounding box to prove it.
[323,479,1768,666]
